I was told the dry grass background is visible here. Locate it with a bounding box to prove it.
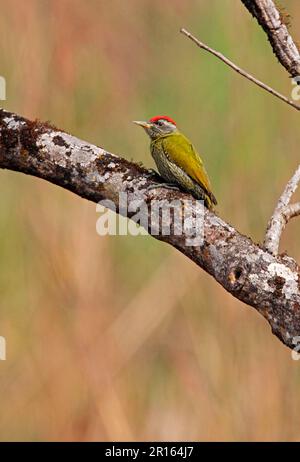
[0,0,300,441]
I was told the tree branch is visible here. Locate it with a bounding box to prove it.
[241,0,300,78]
[264,166,300,255]
[1,108,300,350]
[180,28,300,112]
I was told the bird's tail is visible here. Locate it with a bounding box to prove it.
[191,182,217,211]
[204,194,215,211]
[205,190,217,211]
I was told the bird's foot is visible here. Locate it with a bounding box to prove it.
[147,168,158,176]
[147,169,162,181]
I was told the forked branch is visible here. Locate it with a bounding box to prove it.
[264,166,300,255]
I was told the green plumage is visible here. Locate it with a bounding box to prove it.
[151,132,217,210]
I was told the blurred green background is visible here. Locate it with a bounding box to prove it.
[0,0,300,441]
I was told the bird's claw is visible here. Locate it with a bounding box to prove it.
[147,168,161,180]
[147,168,157,175]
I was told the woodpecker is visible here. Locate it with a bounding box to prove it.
[133,115,217,210]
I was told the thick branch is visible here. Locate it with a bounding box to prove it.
[0,108,300,350]
[264,166,300,254]
[241,0,300,77]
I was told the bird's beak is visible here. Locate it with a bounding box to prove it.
[133,120,151,129]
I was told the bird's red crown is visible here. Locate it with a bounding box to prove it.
[149,115,176,126]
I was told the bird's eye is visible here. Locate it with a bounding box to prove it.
[157,120,163,126]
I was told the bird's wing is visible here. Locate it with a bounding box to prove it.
[161,133,217,204]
